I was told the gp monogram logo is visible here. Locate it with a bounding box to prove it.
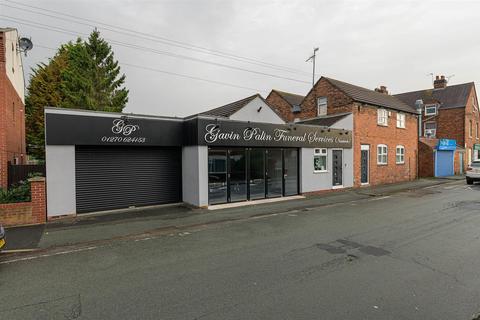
[112,119,140,136]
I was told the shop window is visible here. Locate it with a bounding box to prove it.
[377,109,388,126]
[317,97,327,116]
[313,148,327,172]
[425,104,438,116]
[396,113,405,128]
[377,144,388,165]
[424,122,436,138]
[396,145,405,164]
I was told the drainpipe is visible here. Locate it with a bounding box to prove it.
[415,99,424,138]
[414,99,424,179]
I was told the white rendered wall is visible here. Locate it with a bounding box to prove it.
[4,29,25,103]
[229,96,284,124]
[182,145,208,207]
[300,147,354,193]
[46,145,76,217]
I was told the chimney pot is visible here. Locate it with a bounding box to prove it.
[434,74,447,89]
[374,86,389,94]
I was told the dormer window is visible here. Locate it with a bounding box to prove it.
[292,104,301,113]
[317,97,327,116]
[425,104,438,116]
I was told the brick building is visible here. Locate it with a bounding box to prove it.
[396,76,478,173]
[0,28,26,188]
[267,77,419,187]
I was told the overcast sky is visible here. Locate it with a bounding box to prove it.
[2,0,480,117]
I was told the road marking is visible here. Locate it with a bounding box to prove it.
[0,246,97,265]
[368,196,391,201]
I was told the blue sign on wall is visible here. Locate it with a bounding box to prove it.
[437,139,457,151]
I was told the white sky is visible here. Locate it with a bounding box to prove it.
[2,0,480,117]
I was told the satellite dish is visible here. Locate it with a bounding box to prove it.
[18,37,33,56]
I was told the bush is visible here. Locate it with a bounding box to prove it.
[0,180,31,204]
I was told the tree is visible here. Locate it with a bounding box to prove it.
[25,30,129,159]
[25,45,71,160]
[62,30,129,112]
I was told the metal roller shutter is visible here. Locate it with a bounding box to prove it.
[75,146,182,213]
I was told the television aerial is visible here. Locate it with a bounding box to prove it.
[18,37,33,56]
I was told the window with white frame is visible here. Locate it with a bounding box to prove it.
[424,104,438,116]
[396,113,405,128]
[377,144,388,165]
[377,109,388,126]
[317,97,327,116]
[313,148,327,172]
[396,145,405,164]
[424,122,437,137]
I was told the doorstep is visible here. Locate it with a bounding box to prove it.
[208,195,305,210]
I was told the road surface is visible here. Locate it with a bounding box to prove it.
[1,180,480,319]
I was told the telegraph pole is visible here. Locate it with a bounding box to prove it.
[306,48,319,87]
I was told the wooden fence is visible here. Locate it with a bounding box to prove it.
[7,163,46,187]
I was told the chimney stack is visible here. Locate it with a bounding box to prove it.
[433,75,447,89]
[374,85,389,94]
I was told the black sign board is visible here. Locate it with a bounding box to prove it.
[45,113,184,146]
[45,112,352,149]
[190,118,352,148]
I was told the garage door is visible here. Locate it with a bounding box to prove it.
[435,150,454,177]
[75,146,182,213]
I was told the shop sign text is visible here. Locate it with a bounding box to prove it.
[204,124,350,146]
[101,118,146,143]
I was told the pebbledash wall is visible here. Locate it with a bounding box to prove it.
[45,108,353,218]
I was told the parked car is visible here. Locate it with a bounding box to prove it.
[0,224,5,251]
[466,161,480,184]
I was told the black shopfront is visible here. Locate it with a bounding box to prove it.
[208,147,299,205]
[45,110,352,215]
[188,117,352,205]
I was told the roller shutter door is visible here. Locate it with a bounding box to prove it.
[75,146,182,213]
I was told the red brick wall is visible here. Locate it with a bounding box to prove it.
[418,141,434,177]
[265,91,297,122]
[0,31,26,189]
[352,104,418,186]
[464,88,480,165]
[0,177,46,227]
[268,78,418,186]
[432,108,466,145]
[300,78,355,116]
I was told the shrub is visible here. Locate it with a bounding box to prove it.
[0,180,31,204]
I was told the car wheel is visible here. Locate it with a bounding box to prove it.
[467,178,474,185]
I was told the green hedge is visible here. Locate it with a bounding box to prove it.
[0,180,31,203]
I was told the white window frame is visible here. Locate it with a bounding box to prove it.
[396,113,405,128]
[377,109,388,126]
[377,144,388,165]
[396,145,405,164]
[317,97,327,116]
[424,122,437,138]
[424,104,438,116]
[313,148,328,172]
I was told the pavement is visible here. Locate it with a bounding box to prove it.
[3,177,459,252]
[0,176,479,319]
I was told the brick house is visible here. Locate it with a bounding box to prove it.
[267,77,418,187]
[395,75,478,173]
[0,28,26,188]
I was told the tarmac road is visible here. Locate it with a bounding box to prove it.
[1,180,480,319]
